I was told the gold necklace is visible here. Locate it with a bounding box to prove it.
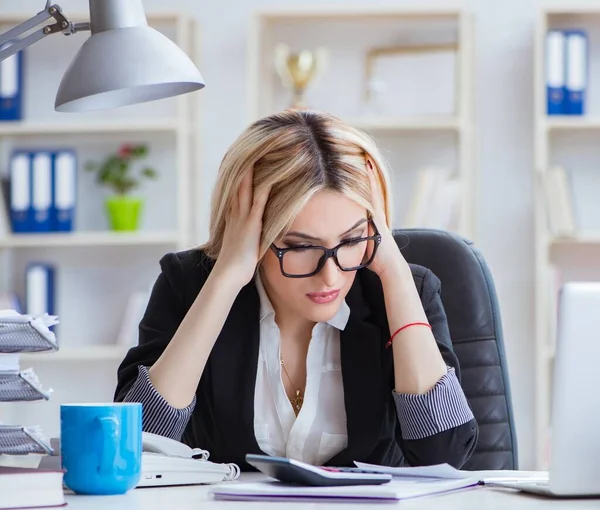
[280,356,304,416]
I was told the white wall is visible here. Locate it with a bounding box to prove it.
[2,0,575,469]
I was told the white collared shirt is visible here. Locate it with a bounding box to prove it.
[253,273,351,466]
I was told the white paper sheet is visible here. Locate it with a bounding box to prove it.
[354,462,549,484]
[355,461,465,479]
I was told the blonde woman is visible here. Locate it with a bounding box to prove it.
[115,109,477,469]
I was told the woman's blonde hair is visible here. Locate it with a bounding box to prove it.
[200,109,393,260]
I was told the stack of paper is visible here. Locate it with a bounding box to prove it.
[0,310,59,456]
[0,310,58,353]
[402,167,462,232]
[210,477,478,503]
[0,425,53,456]
[211,462,549,503]
[0,367,52,402]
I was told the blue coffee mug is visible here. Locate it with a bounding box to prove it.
[60,402,142,495]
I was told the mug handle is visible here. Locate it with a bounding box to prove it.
[96,416,120,476]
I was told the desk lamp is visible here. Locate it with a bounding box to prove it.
[0,0,205,112]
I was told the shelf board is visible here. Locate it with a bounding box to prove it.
[544,7,600,15]
[257,6,463,20]
[549,232,600,247]
[21,345,130,362]
[347,116,461,131]
[544,116,600,131]
[0,12,184,24]
[0,119,180,136]
[0,230,181,248]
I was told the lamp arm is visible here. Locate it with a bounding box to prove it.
[0,4,90,62]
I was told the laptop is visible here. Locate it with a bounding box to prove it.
[490,282,600,497]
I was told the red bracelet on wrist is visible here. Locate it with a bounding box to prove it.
[385,322,432,349]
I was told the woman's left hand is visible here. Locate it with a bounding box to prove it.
[365,160,410,280]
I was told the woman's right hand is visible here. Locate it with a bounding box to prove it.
[213,167,271,288]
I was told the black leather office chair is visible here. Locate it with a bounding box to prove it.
[394,228,518,470]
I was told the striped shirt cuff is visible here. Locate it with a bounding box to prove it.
[123,365,196,441]
[393,367,474,441]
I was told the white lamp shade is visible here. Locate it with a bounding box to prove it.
[55,26,204,112]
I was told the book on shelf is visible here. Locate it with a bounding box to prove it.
[546,30,565,115]
[8,151,30,233]
[545,29,587,115]
[0,42,23,122]
[9,149,77,234]
[541,164,600,237]
[0,179,9,238]
[564,30,587,115]
[51,150,77,233]
[402,167,461,232]
[568,165,600,234]
[31,152,53,232]
[25,264,56,320]
[541,166,576,237]
[117,289,150,347]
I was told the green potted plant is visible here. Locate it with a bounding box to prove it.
[85,143,157,231]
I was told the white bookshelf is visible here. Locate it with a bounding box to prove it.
[550,232,600,246]
[347,116,462,132]
[544,116,600,130]
[248,7,475,239]
[534,8,600,469]
[0,12,200,436]
[0,230,181,248]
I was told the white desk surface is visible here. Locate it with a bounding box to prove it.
[64,473,600,509]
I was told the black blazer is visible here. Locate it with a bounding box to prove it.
[114,249,478,470]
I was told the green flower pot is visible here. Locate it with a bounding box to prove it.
[105,196,143,231]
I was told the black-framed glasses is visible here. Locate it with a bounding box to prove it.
[270,220,382,278]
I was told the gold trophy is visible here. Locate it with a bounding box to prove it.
[274,44,328,109]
